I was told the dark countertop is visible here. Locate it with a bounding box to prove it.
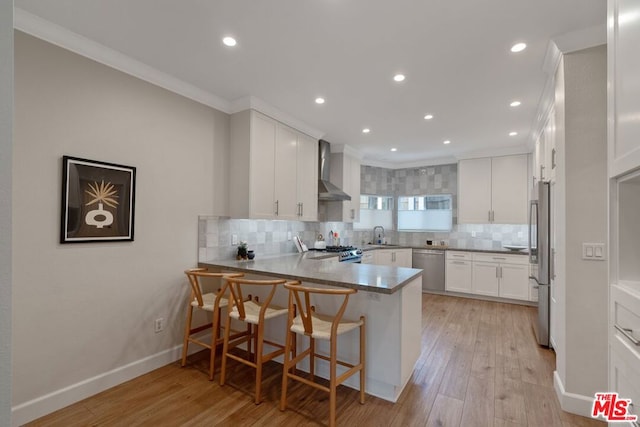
[199,252,423,295]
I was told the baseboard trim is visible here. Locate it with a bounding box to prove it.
[11,339,206,427]
[553,370,597,418]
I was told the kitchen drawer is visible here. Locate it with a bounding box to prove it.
[612,285,640,360]
[446,251,472,261]
[473,253,529,265]
[611,346,640,423]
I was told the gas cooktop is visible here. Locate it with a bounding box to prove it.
[310,246,362,262]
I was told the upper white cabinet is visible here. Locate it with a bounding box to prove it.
[534,111,557,186]
[609,0,640,177]
[296,133,319,221]
[327,152,361,223]
[230,109,318,220]
[458,154,528,224]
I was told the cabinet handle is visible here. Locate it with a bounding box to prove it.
[496,267,499,278]
[615,324,640,346]
[488,211,491,222]
[452,261,466,265]
[491,210,495,222]
[300,202,304,217]
[499,266,503,278]
[350,208,355,219]
[540,165,545,180]
[275,200,279,216]
[551,148,556,170]
[392,252,396,262]
[492,257,506,260]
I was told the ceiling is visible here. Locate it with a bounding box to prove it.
[14,0,606,167]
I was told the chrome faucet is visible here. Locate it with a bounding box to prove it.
[373,226,385,244]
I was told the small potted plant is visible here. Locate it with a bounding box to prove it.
[237,241,248,260]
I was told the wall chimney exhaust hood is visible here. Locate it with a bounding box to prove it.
[318,139,351,201]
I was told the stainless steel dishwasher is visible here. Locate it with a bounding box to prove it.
[412,249,445,292]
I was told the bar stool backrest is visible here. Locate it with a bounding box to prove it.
[184,268,243,308]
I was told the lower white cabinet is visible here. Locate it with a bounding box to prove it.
[445,251,529,301]
[374,248,412,268]
[472,261,501,297]
[610,284,640,422]
[445,251,472,293]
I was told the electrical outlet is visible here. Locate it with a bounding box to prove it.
[471,231,476,237]
[368,292,381,302]
[517,231,524,238]
[154,318,164,333]
[287,231,292,241]
[231,234,238,245]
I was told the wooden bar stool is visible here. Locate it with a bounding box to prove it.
[219,277,290,404]
[181,268,248,380]
[280,281,366,427]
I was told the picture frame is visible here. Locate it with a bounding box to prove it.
[60,156,136,243]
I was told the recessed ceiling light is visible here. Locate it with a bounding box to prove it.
[315,97,325,104]
[510,42,527,53]
[509,131,518,136]
[362,128,371,134]
[443,140,451,145]
[510,101,521,107]
[424,114,434,120]
[393,74,406,82]
[390,148,398,152]
[222,36,237,47]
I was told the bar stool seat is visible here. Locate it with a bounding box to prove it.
[290,311,363,339]
[229,299,288,324]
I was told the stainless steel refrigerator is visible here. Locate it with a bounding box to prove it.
[529,181,552,347]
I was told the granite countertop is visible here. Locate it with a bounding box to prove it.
[199,252,422,295]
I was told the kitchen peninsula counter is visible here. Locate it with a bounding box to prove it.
[199,252,422,403]
[200,252,422,294]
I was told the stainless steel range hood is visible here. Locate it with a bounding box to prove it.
[318,139,351,201]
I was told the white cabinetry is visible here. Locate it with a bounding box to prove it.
[327,152,361,223]
[445,251,472,293]
[444,250,531,300]
[230,110,318,220]
[609,0,640,178]
[609,0,640,403]
[458,154,528,224]
[374,248,412,268]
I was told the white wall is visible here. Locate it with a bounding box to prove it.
[0,1,13,426]
[554,45,608,414]
[12,32,229,423]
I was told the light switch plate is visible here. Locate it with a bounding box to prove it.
[582,243,606,261]
[231,234,238,245]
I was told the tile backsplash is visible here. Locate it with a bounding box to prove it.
[198,163,528,262]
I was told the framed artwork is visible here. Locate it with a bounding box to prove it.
[60,156,136,243]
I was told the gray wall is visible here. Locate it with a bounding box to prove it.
[554,45,608,409]
[12,32,229,423]
[0,2,13,426]
[563,45,608,398]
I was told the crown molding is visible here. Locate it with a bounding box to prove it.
[14,8,232,113]
[361,155,458,169]
[230,96,325,140]
[553,24,606,54]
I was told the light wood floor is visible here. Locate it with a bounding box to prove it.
[27,294,604,426]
